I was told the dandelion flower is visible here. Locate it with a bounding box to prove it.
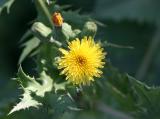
[58,36,106,85]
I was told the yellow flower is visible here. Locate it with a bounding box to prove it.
[58,36,106,85]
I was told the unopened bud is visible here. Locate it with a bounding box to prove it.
[81,21,97,37]
[52,12,63,27]
[31,22,52,39]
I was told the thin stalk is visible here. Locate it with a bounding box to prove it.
[36,0,55,31]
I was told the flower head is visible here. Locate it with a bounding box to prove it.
[52,12,63,26]
[58,36,106,85]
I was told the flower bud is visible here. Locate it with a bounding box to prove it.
[31,22,52,39]
[81,21,97,37]
[52,12,63,27]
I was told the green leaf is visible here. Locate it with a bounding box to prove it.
[17,66,53,97]
[80,64,160,119]
[19,30,32,43]
[54,22,81,42]
[34,0,53,27]
[62,11,91,28]
[0,0,15,14]
[8,90,42,115]
[18,37,40,64]
[61,23,77,40]
[54,82,66,93]
[44,93,77,119]
[102,65,160,118]
[9,66,53,114]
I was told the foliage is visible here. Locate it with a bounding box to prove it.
[0,0,15,13]
[0,0,160,119]
[9,66,53,114]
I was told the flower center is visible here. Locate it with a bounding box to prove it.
[76,55,87,66]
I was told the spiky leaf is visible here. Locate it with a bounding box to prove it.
[18,37,40,64]
[0,0,15,14]
[102,65,160,118]
[8,90,42,115]
[9,66,53,114]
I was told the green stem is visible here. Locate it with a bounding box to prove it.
[36,0,55,31]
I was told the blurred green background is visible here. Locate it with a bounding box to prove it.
[0,0,160,118]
